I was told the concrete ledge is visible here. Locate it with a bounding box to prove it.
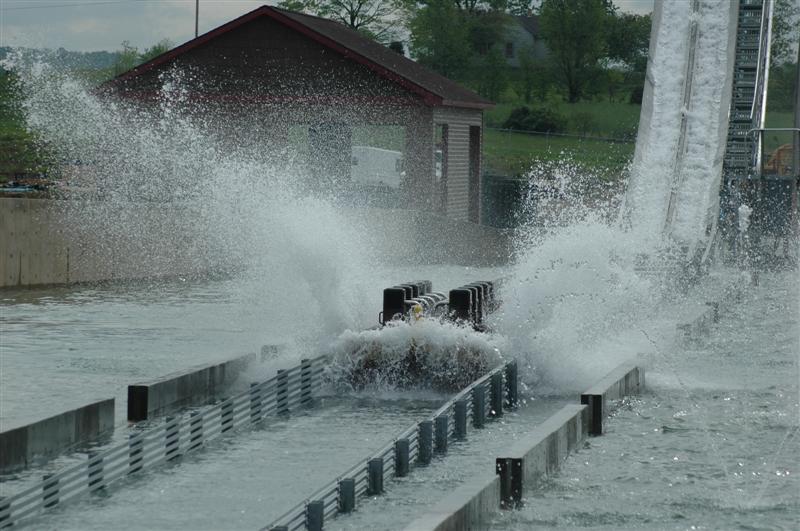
[497,404,589,505]
[127,352,259,422]
[580,363,645,435]
[404,474,500,531]
[0,398,115,472]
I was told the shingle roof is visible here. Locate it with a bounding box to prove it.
[108,5,493,110]
[514,15,540,37]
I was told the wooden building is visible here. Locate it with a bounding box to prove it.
[106,6,493,222]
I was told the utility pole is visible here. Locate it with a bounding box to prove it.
[195,0,199,38]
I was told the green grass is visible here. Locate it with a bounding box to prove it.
[482,129,634,178]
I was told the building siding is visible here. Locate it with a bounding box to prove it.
[434,108,483,221]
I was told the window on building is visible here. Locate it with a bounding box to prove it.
[505,42,514,58]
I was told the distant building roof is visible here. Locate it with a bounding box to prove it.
[108,5,493,110]
[514,15,540,38]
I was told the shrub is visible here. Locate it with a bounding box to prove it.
[502,106,565,133]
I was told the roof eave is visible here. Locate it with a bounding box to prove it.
[441,99,495,110]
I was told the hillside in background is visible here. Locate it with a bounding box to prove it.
[0,46,120,70]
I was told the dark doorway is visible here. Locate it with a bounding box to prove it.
[468,126,482,223]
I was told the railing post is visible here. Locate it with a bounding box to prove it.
[306,500,324,531]
[250,382,262,424]
[473,386,486,429]
[165,416,180,459]
[128,432,144,474]
[394,438,410,477]
[221,399,234,433]
[454,399,468,440]
[505,360,519,409]
[338,478,356,513]
[42,474,59,508]
[88,452,104,491]
[435,415,448,454]
[418,420,433,465]
[276,370,289,416]
[0,496,9,528]
[368,458,384,495]
[490,372,504,418]
[300,359,313,408]
[189,411,203,451]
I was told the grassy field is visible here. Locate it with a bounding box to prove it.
[483,129,635,178]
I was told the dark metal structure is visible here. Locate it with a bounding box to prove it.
[105,6,493,222]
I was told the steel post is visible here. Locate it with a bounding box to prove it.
[88,452,104,491]
[165,416,181,459]
[368,458,384,495]
[276,370,289,415]
[189,411,203,451]
[418,420,433,465]
[338,478,356,513]
[454,399,468,440]
[250,382,262,423]
[473,386,486,428]
[221,399,235,433]
[42,474,59,508]
[395,438,410,477]
[300,359,313,407]
[490,372,504,418]
[128,433,144,474]
[435,415,448,454]
[306,500,324,531]
[505,361,519,409]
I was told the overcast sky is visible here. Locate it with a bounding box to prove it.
[0,0,655,52]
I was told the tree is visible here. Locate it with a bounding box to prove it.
[278,0,403,42]
[605,13,651,73]
[771,0,800,67]
[403,0,510,82]
[112,41,141,76]
[476,46,509,100]
[538,0,609,103]
[514,45,551,103]
[405,1,473,78]
[141,39,173,63]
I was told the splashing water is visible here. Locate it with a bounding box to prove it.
[6,50,384,346]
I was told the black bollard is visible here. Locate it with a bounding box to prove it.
[382,287,407,324]
[306,500,324,531]
[368,458,384,495]
[449,289,472,322]
[339,478,356,513]
[454,399,468,440]
[490,372,504,418]
[505,361,519,409]
[395,438,410,477]
[473,386,486,428]
[418,420,433,465]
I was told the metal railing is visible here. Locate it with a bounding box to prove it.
[0,355,329,529]
[264,359,519,531]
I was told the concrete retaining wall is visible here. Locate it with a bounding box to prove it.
[0,398,115,472]
[0,198,510,289]
[0,197,230,289]
[408,362,645,530]
[127,352,258,422]
[404,475,500,531]
[580,363,644,435]
[496,404,589,504]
